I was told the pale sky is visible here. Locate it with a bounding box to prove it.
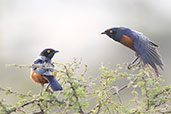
[0,0,170,96]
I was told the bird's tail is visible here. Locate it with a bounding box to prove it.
[140,45,164,77]
[45,76,63,91]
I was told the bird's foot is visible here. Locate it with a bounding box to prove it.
[128,64,133,69]
[128,62,141,70]
[128,56,140,70]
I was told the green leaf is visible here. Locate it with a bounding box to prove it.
[137,81,145,87]
[132,90,138,96]
[141,87,146,95]
[18,95,25,99]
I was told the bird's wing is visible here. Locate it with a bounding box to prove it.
[133,33,164,76]
[32,57,55,76]
[149,41,159,47]
[120,35,136,51]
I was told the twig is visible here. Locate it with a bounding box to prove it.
[0,101,9,114]
[153,90,165,99]
[160,111,171,114]
[3,97,73,114]
[6,64,62,74]
[142,77,150,111]
[4,99,39,114]
[64,65,85,114]
[37,103,45,114]
[116,95,122,104]
[106,105,112,114]
[55,99,73,106]
[86,102,101,114]
[96,102,102,114]
[154,101,166,108]
[61,94,74,114]
[0,87,33,97]
[131,110,138,114]
[112,79,137,95]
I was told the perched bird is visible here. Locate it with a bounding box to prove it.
[101,27,164,76]
[30,48,63,94]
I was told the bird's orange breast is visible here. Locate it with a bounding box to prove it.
[30,70,48,86]
[120,35,136,51]
[30,70,57,86]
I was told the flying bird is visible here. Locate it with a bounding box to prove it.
[101,27,164,76]
[30,48,63,95]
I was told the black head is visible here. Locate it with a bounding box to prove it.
[101,27,120,41]
[40,48,59,59]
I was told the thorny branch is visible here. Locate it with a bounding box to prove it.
[3,61,170,114]
[0,87,33,97]
[142,77,150,111]
[160,111,171,114]
[87,102,102,114]
[6,64,60,73]
[87,78,138,114]
[64,65,85,114]
[0,102,9,114]
[0,87,73,114]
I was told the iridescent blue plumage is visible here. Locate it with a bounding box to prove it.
[31,48,62,91]
[102,27,164,76]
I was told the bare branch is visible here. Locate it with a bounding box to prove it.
[112,79,137,95]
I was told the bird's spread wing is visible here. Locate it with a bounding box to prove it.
[133,33,164,76]
[149,41,159,47]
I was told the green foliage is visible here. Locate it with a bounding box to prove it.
[0,59,171,114]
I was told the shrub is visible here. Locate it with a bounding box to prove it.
[0,58,170,114]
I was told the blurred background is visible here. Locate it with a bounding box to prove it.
[0,0,171,105]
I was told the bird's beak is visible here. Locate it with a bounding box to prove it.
[54,50,59,53]
[101,31,106,34]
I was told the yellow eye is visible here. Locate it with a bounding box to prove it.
[47,50,51,53]
[109,30,113,33]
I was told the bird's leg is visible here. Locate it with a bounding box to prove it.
[40,85,44,96]
[136,59,142,69]
[45,84,50,90]
[45,84,50,92]
[45,84,53,94]
[128,56,140,69]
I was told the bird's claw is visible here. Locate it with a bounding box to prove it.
[128,64,132,69]
[128,63,141,70]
